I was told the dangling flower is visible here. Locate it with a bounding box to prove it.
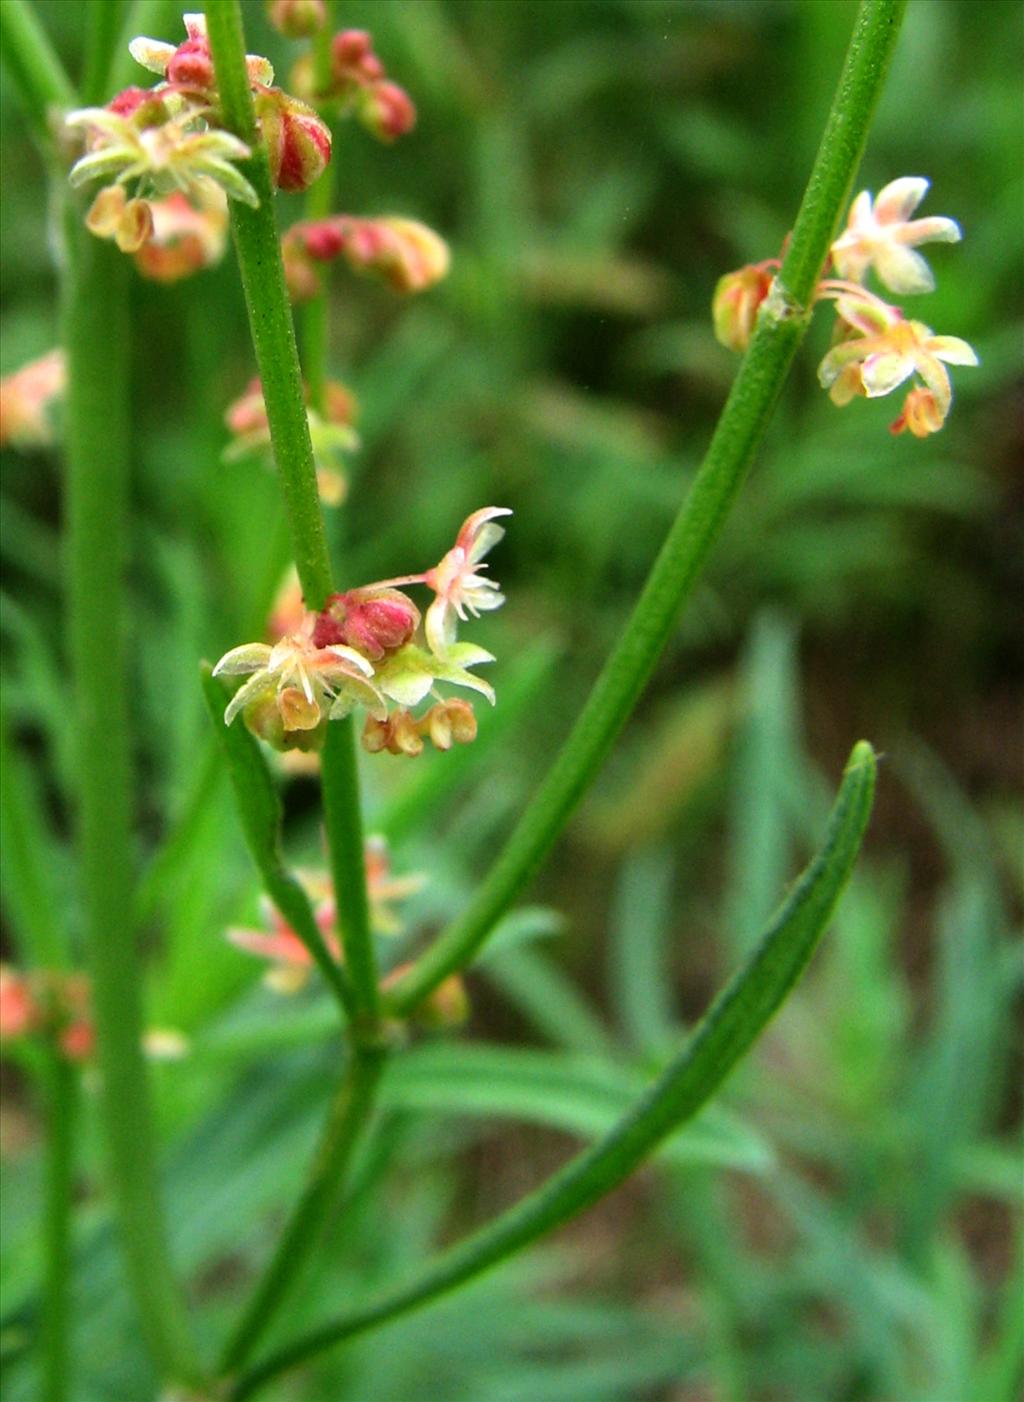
[830,177,961,295]
[223,376,358,505]
[0,350,66,449]
[889,385,947,438]
[213,613,386,751]
[818,306,978,429]
[67,101,258,208]
[85,184,154,251]
[423,507,511,657]
[133,185,228,281]
[282,216,449,301]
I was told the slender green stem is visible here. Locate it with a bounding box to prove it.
[63,202,201,1387]
[321,720,381,1029]
[386,0,907,1018]
[41,1051,77,1402]
[301,0,338,415]
[231,744,876,1397]
[0,0,76,151]
[81,0,127,104]
[219,1047,385,1376]
[205,0,333,609]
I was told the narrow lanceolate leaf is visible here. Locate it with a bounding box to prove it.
[200,664,354,1019]
[230,742,876,1397]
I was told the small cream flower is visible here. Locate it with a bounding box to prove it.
[424,507,511,657]
[67,104,258,207]
[819,306,977,425]
[213,615,386,736]
[830,177,961,295]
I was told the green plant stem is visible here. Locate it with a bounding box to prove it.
[321,720,381,1029]
[205,0,333,610]
[301,0,338,415]
[41,1051,77,1402]
[230,743,876,1397]
[0,0,76,151]
[219,1047,385,1376]
[63,204,201,1387]
[386,0,906,1018]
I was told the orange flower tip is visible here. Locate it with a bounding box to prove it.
[266,0,326,39]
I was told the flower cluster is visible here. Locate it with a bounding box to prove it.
[1,965,94,1062]
[226,840,424,992]
[290,28,416,143]
[0,350,65,449]
[66,14,331,277]
[283,215,450,302]
[224,376,358,505]
[713,177,977,436]
[213,507,511,756]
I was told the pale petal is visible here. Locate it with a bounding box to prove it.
[898,216,961,247]
[860,352,914,399]
[913,354,953,411]
[68,151,136,187]
[128,36,176,74]
[873,176,928,225]
[213,643,272,675]
[927,336,978,367]
[223,671,273,726]
[425,597,456,658]
[845,189,875,232]
[873,243,935,295]
[193,160,259,208]
[324,644,375,677]
[187,131,253,162]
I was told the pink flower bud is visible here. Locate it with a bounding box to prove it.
[0,965,40,1040]
[343,217,450,294]
[107,86,162,118]
[358,80,416,142]
[266,0,326,39]
[59,1018,96,1062]
[314,588,420,661]
[256,88,332,193]
[167,35,215,91]
[712,263,776,353]
[332,29,377,80]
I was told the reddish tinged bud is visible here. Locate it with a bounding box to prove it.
[256,88,332,194]
[358,80,416,142]
[332,29,375,76]
[107,86,158,117]
[166,36,215,90]
[0,966,40,1040]
[712,263,776,354]
[324,379,358,426]
[266,0,326,39]
[298,222,347,261]
[339,217,450,294]
[59,1019,96,1062]
[314,588,419,660]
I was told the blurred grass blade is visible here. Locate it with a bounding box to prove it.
[382,1042,773,1173]
[200,664,355,1019]
[483,943,615,1057]
[0,703,68,969]
[231,742,876,1395]
[609,843,677,1055]
[724,610,801,954]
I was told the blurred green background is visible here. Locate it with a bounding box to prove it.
[1,1,1021,1399]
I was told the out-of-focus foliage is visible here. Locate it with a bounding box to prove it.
[1,2,1021,1400]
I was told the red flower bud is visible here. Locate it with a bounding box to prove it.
[256,87,332,194]
[314,588,419,661]
[358,80,416,143]
[166,36,216,91]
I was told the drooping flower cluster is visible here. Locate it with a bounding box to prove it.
[713,177,977,437]
[224,376,358,505]
[0,350,66,449]
[0,965,94,1062]
[283,215,450,302]
[65,13,331,278]
[226,840,424,992]
[213,507,511,756]
[289,28,416,143]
